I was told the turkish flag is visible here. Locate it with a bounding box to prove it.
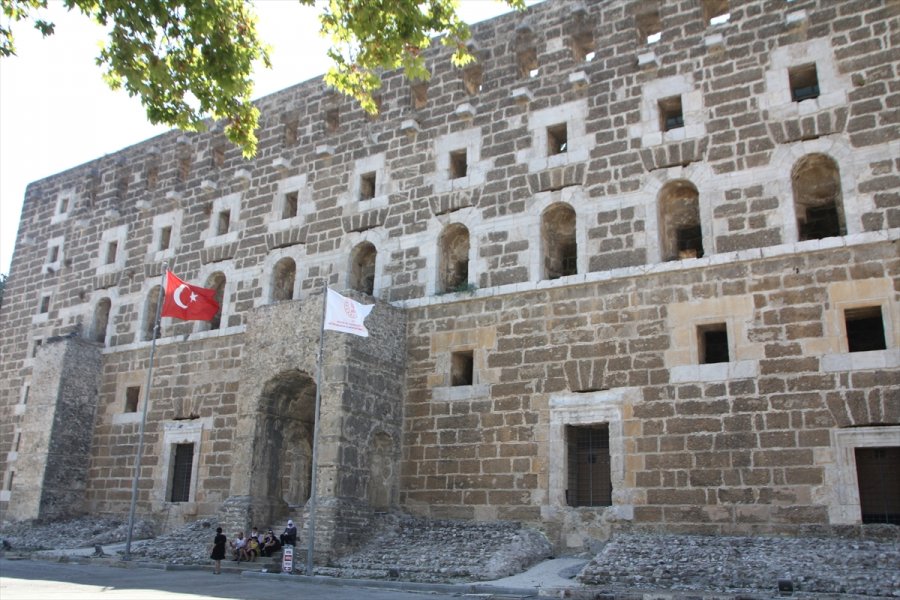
[161,271,220,321]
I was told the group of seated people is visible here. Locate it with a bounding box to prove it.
[229,520,296,562]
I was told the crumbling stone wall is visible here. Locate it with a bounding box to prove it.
[7,336,101,521]
[0,0,897,556]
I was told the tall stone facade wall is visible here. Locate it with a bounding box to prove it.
[0,0,897,553]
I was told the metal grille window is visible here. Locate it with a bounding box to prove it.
[566,424,612,507]
[855,447,900,525]
[170,443,194,503]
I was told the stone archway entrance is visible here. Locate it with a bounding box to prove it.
[255,370,316,519]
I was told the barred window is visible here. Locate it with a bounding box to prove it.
[566,424,611,507]
[170,443,194,503]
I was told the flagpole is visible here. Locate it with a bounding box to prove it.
[123,262,167,560]
[306,287,329,576]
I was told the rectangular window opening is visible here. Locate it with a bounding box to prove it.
[212,145,226,169]
[571,31,594,62]
[566,424,612,507]
[169,443,194,503]
[359,172,377,201]
[451,350,474,387]
[799,203,840,240]
[283,119,298,145]
[636,10,662,45]
[216,210,231,236]
[703,0,730,25]
[855,447,900,525]
[845,306,887,353]
[659,95,684,132]
[449,150,468,179]
[124,386,140,413]
[282,191,299,219]
[789,63,820,102]
[699,324,729,364]
[325,108,340,133]
[39,295,50,314]
[14,432,21,452]
[159,226,172,251]
[676,225,703,259]
[57,196,70,215]
[411,82,429,109]
[547,123,568,156]
[462,66,483,96]
[105,241,118,265]
[6,471,14,491]
[22,385,29,405]
[48,245,60,264]
[32,339,42,358]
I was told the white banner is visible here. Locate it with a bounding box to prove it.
[323,288,374,337]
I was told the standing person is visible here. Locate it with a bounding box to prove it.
[209,527,226,575]
[280,519,297,547]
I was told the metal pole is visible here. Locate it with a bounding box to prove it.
[124,262,167,560]
[306,287,329,576]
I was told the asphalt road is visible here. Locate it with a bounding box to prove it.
[0,558,490,600]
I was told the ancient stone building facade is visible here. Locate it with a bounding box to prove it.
[0,0,898,556]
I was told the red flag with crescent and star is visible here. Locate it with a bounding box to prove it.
[161,271,220,321]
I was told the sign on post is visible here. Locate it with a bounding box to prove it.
[282,545,294,573]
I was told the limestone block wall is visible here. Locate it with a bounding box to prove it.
[0,0,896,546]
[7,336,101,521]
[401,243,899,548]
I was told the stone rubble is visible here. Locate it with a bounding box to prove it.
[0,516,155,551]
[322,514,553,582]
[578,531,900,598]
[3,515,899,598]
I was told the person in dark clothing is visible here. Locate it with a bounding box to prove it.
[280,519,297,546]
[209,527,226,574]
[261,529,282,557]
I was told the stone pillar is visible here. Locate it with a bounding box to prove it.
[8,336,102,521]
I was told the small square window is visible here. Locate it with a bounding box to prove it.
[547,123,568,156]
[159,226,172,251]
[359,172,377,201]
[845,306,887,353]
[105,241,118,265]
[216,210,231,236]
[659,96,684,131]
[676,225,703,259]
[462,65,483,96]
[789,63,820,103]
[636,10,662,45]
[703,0,730,25]
[699,324,729,364]
[451,350,474,386]
[449,150,468,179]
[124,386,140,413]
[39,295,50,314]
